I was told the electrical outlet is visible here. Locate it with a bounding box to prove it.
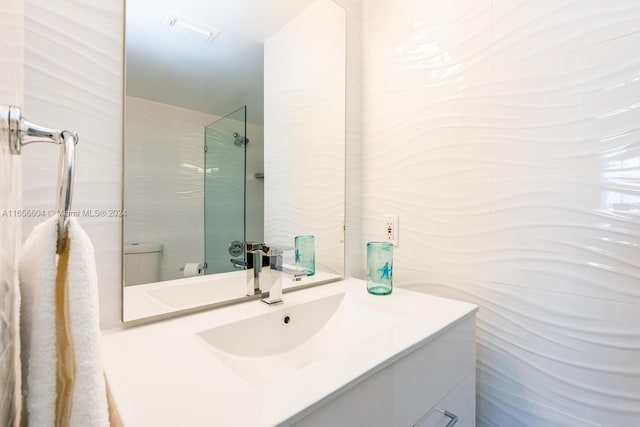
[384,215,399,247]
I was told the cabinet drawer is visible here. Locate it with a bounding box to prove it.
[393,316,476,426]
[293,315,476,427]
[414,369,475,427]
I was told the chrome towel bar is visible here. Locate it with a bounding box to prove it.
[1,105,78,253]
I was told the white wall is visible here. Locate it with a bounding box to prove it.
[0,2,24,424]
[13,0,638,424]
[264,0,346,274]
[362,0,640,425]
[21,0,123,330]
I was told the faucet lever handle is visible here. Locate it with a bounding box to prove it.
[265,246,305,281]
[266,246,284,270]
[245,242,266,253]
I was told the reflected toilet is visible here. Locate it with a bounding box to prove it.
[124,242,163,286]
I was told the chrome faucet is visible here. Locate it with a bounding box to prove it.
[246,243,305,305]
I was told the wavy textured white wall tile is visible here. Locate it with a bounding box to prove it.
[264,0,346,274]
[0,3,23,425]
[22,0,124,330]
[363,0,640,425]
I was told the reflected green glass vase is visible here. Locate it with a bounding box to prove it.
[295,235,315,276]
[367,242,392,295]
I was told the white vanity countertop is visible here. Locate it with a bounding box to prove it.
[102,278,478,427]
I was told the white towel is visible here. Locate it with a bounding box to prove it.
[20,217,109,426]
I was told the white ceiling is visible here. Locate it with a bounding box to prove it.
[125,0,317,125]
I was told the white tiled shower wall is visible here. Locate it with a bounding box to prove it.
[124,96,213,282]
[362,0,640,425]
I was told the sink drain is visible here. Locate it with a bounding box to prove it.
[282,314,292,325]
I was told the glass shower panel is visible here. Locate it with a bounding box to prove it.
[204,106,247,274]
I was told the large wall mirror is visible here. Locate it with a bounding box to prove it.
[123,0,346,322]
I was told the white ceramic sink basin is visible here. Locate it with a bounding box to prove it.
[197,290,406,386]
[145,275,245,309]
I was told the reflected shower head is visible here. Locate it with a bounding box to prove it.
[233,132,249,147]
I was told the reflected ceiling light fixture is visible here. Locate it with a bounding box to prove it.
[167,17,220,43]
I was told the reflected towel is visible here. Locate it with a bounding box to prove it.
[20,217,110,426]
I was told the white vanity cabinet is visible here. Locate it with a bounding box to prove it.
[292,315,476,427]
[102,280,478,427]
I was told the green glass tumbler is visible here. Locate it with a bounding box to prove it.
[367,242,393,295]
[295,235,315,276]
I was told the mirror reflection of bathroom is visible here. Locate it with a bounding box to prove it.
[122,0,345,322]
[123,105,259,285]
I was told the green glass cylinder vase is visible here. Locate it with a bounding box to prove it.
[367,242,393,295]
[295,235,315,276]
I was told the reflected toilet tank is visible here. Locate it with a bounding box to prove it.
[124,242,163,286]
